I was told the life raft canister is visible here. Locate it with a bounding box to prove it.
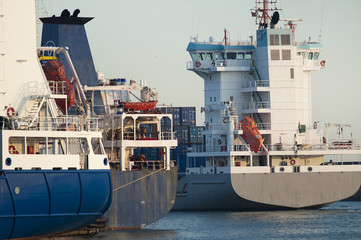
[7,107,15,118]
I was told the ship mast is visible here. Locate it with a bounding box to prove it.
[251,0,279,29]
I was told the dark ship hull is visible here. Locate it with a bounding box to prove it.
[102,166,177,229]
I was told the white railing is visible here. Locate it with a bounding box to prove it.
[127,160,165,171]
[256,123,271,130]
[48,80,67,95]
[243,101,271,110]
[17,116,100,132]
[186,59,252,70]
[208,123,227,131]
[233,145,251,151]
[189,144,250,153]
[12,81,49,112]
[188,142,361,155]
[266,143,361,152]
[243,80,270,88]
[161,132,176,140]
[207,121,270,131]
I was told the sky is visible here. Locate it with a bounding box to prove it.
[39,0,361,142]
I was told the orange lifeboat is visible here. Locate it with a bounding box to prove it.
[240,116,263,153]
[122,101,158,111]
[42,60,75,114]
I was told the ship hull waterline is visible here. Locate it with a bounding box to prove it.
[173,171,361,211]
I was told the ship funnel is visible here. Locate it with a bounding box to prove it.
[40,10,103,113]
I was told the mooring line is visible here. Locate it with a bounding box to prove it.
[112,168,164,192]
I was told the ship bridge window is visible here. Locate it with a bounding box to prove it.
[68,137,90,155]
[48,137,66,155]
[9,137,25,154]
[281,34,291,45]
[245,52,252,60]
[205,53,213,60]
[198,52,213,61]
[191,53,198,61]
[270,34,279,45]
[308,52,313,60]
[226,52,237,60]
[91,137,105,155]
[314,52,320,60]
[26,137,46,154]
[237,53,244,60]
[214,53,222,60]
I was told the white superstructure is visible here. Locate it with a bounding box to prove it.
[173,0,361,211]
[185,3,359,167]
[0,0,108,171]
[85,80,177,172]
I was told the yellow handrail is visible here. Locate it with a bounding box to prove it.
[38,50,58,61]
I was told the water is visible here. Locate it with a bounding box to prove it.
[44,202,361,240]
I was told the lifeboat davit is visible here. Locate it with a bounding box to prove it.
[241,116,263,153]
[42,60,75,114]
[122,101,158,111]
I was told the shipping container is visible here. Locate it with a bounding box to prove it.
[174,125,189,144]
[172,107,181,126]
[189,126,205,144]
[177,155,187,172]
[180,107,196,127]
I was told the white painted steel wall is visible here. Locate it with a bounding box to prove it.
[1,0,49,117]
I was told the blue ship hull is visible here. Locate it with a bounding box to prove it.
[0,170,112,239]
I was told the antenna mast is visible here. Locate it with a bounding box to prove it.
[251,0,279,29]
[222,28,229,46]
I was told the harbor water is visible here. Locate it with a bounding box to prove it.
[43,201,361,239]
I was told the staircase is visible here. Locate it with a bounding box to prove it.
[18,96,45,129]
[250,67,264,125]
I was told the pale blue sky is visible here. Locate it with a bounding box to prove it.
[40,0,361,142]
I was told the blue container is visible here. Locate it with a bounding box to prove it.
[177,155,187,172]
[189,126,204,144]
[120,78,127,85]
[180,107,196,127]
[172,107,181,126]
[174,126,189,144]
[175,144,189,156]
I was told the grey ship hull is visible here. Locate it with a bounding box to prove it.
[102,166,177,229]
[345,186,361,201]
[173,171,361,211]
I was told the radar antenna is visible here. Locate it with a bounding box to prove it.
[282,19,303,45]
[251,0,280,29]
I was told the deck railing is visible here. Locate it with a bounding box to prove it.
[17,116,100,132]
